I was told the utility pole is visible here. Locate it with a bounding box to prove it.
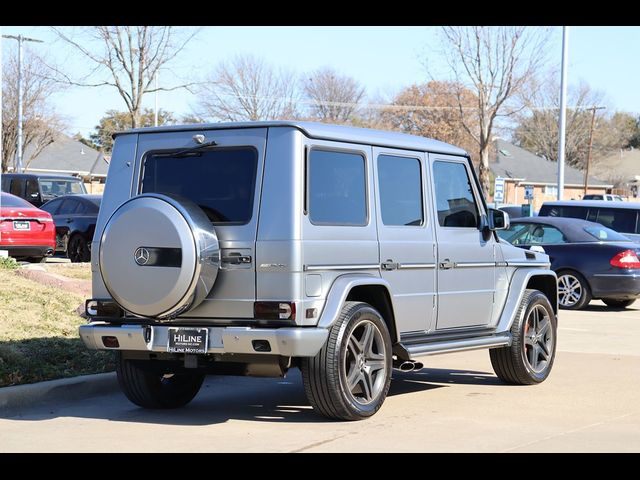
[154,70,159,127]
[2,34,44,173]
[557,26,569,200]
[583,105,606,195]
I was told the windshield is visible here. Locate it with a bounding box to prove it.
[583,225,630,242]
[40,179,86,196]
[140,147,258,224]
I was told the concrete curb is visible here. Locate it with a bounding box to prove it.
[0,372,118,417]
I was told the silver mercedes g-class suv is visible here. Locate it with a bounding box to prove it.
[80,121,557,420]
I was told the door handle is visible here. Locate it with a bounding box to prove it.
[439,259,454,270]
[381,259,398,271]
[221,254,252,265]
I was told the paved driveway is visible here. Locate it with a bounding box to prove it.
[1,301,639,452]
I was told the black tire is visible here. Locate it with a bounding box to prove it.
[301,301,393,421]
[115,352,205,409]
[602,298,636,309]
[557,269,591,310]
[490,289,557,385]
[67,234,91,263]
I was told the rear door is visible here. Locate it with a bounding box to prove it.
[373,147,436,333]
[135,128,267,319]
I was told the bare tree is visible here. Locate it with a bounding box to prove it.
[303,67,365,123]
[378,81,479,163]
[2,49,66,173]
[51,26,198,128]
[438,26,551,194]
[513,79,608,168]
[195,55,299,122]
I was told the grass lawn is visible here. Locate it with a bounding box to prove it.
[42,263,93,281]
[0,264,114,387]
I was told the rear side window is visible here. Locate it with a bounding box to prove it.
[377,155,423,226]
[539,205,588,219]
[141,147,258,224]
[9,179,23,197]
[58,199,80,215]
[433,161,479,228]
[308,149,367,226]
[595,208,637,233]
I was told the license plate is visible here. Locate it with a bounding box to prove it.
[167,328,208,354]
[13,221,30,231]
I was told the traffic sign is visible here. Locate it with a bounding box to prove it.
[524,185,534,200]
[494,177,505,203]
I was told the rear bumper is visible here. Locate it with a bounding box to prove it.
[0,245,55,258]
[79,323,329,357]
[589,273,640,299]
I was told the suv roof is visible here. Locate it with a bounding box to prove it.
[541,200,640,210]
[114,120,469,157]
[2,173,82,180]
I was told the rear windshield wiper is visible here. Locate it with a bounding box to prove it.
[154,140,218,158]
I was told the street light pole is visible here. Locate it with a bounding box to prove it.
[2,34,44,173]
[154,70,159,127]
[583,105,606,195]
[557,26,569,201]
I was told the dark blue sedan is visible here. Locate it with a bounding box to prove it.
[497,216,640,310]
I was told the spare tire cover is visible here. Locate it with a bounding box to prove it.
[99,193,220,319]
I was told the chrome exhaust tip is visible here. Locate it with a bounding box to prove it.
[412,361,424,372]
[397,361,415,372]
[45,248,54,257]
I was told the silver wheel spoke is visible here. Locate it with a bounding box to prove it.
[538,318,550,337]
[529,344,540,370]
[346,365,361,391]
[348,336,362,357]
[361,370,373,401]
[361,323,375,357]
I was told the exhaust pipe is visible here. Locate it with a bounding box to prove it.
[393,360,424,372]
[45,248,54,257]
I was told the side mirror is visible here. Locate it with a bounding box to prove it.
[488,208,510,230]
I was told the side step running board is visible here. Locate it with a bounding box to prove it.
[397,333,512,359]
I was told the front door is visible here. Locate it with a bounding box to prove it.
[430,155,496,330]
[373,147,436,334]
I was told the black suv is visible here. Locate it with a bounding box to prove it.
[1,173,87,207]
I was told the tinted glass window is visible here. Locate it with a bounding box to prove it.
[40,198,63,214]
[9,179,23,196]
[497,223,529,243]
[0,192,32,208]
[583,226,629,242]
[377,155,423,226]
[539,205,588,219]
[596,208,637,233]
[308,149,367,225]
[26,179,39,199]
[142,148,258,224]
[58,199,80,215]
[433,161,478,228]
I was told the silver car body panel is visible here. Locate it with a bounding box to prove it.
[85,121,556,359]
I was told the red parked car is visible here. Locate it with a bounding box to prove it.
[0,192,56,262]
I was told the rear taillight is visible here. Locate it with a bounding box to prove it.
[254,301,296,320]
[610,249,640,269]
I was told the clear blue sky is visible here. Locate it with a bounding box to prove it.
[2,26,639,138]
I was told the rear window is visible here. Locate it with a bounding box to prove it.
[0,193,32,208]
[583,226,629,242]
[141,147,258,224]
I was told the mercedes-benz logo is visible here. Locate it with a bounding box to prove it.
[134,247,150,266]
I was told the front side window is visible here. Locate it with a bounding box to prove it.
[499,223,567,245]
[308,149,367,226]
[26,179,39,199]
[141,147,258,224]
[377,155,423,226]
[433,161,479,228]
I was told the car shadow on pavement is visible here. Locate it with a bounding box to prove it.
[581,304,637,313]
[7,367,501,426]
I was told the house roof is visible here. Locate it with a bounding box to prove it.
[23,135,108,177]
[490,139,611,187]
[115,120,469,157]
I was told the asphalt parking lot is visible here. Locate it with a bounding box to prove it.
[1,300,639,452]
